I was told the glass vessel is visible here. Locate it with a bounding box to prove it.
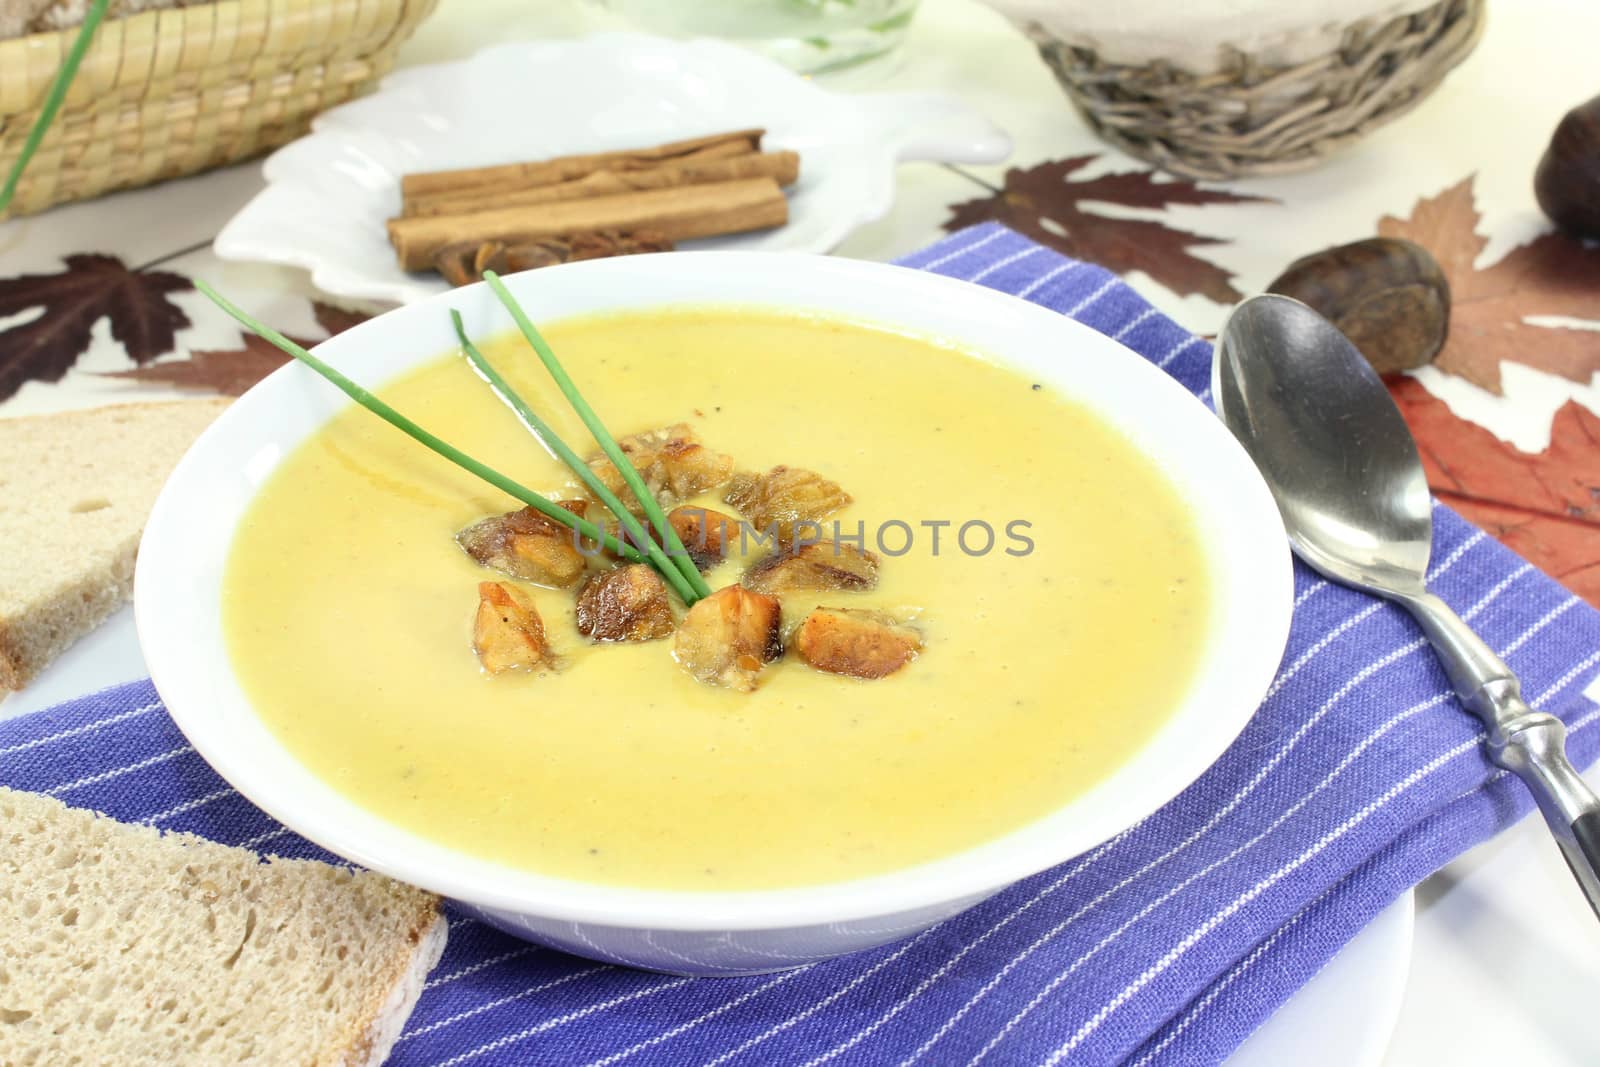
[592,0,921,76]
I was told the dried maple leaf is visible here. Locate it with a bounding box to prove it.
[103,301,370,396]
[1378,177,1600,394]
[311,300,370,338]
[102,334,304,396]
[1391,376,1600,606]
[943,156,1270,302]
[0,253,192,402]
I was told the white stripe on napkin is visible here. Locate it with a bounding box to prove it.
[698,928,942,1067]
[918,228,1008,271]
[141,787,234,825]
[1157,335,1208,370]
[401,966,612,1042]
[45,744,194,796]
[1127,884,1333,1067]
[1111,307,1160,341]
[968,244,1045,283]
[0,698,162,760]
[584,970,805,1067]
[436,977,696,1067]
[791,836,1132,1067]
[1016,260,1084,300]
[1066,276,1121,318]
[425,946,542,991]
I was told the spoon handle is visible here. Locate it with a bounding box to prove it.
[1400,591,1600,919]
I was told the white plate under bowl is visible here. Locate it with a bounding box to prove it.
[136,252,1293,975]
[213,34,1011,305]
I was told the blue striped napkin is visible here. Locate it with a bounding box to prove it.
[6,223,1600,1066]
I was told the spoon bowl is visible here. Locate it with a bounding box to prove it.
[1212,294,1433,594]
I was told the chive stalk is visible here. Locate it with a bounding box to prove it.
[0,0,111,215]
[481,271,713,600]
[450,310,699,605]
[195,281,649,564]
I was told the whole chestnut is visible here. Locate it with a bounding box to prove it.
[1535,93,1600,240]
[1266,237,1450,376]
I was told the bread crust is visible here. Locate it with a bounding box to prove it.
[0,398,229,691]
[337,906,449,1067]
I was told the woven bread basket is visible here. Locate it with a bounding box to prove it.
[994,0,1484,180]
[0,0,438,219]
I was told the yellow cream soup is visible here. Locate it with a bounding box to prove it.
[225,310,1209,890]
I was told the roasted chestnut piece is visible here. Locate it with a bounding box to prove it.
[473,582,557,674]
[673,585,783,691]
[743,540,879,596]
[456,502,590,588]
[724,465,851,545]
[575,565,675,643]
[793,607,921,680]
[1535,93,1600,240]
[663,505,738,571]
[1266,237,1449,376]
[587,423,735,513]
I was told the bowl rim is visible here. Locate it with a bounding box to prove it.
[136,251,1293,931]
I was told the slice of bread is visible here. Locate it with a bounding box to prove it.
[0,399,230,692]
[0,786,447,1065]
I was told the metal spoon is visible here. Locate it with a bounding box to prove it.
[1214,293,1600,917]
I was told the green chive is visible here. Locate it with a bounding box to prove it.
[0,0,111,215]
[195,281,647,564]
[481,271,713,600]
[450,310,699,606]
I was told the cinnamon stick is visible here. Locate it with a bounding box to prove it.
[387,177,788,272]
[405,151,800,218]
[433,231,676,286]
[400,129,765,201]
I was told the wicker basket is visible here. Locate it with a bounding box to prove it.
[1017,0,1484,181]
[0,0,438,219]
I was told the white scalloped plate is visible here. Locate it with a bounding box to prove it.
[214,33,1011,304]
